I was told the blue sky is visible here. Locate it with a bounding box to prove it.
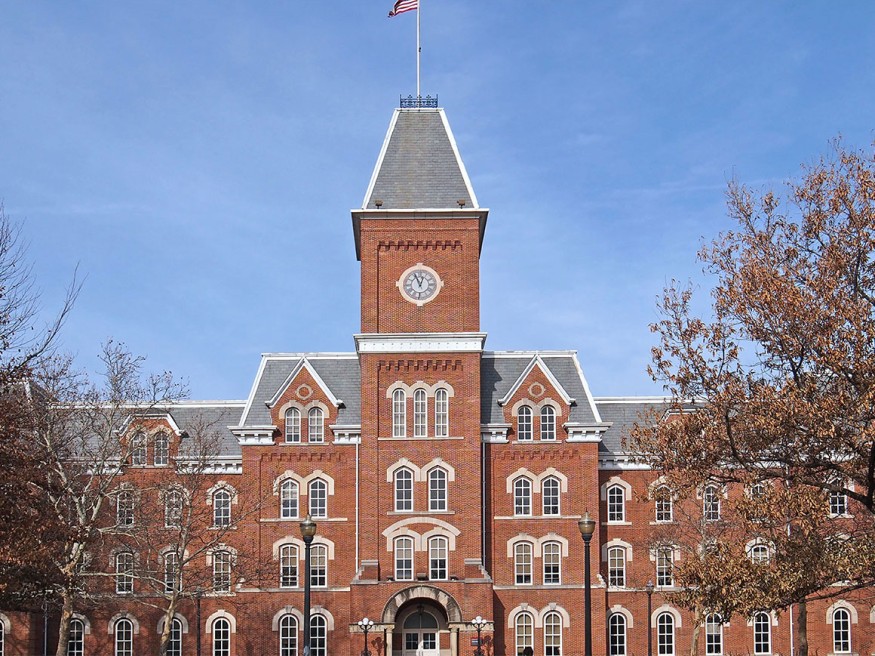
[2,2,873,400]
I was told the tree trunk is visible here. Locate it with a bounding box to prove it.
[796,600,808,656]
[53,591,74,656]
[689,606,703,656]
[159,597,180,656]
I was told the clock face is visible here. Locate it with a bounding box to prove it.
[397,263,443,306]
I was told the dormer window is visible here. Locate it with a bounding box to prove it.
[308,407,324,443]
[285,408,301,443]
[517,406,533,441]
[540,406,556,441]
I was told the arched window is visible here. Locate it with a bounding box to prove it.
[654,486,673,523]
[168,618,183,656]
[753,613,771,655]
[428,467,448,511]
[308,407,324,443]
[515,612,534,656]
[117,489,135,527]
[540,406,556,440]
[656,547,673,588]
[833,608,851,654]
[393,389,406,438]
[429,536,448,580]
[165,488,183,528]
[413,389,427,438]
[213,489,231,527]
[115,552,134,594]
[607,484,625,522]
[285,408,301,443]
[517,405,533,441]
[434,388,449,437]
[310,615,327,656]
[830,488,848,516]
[608,546,626,587]
[68,618,85,656]
[609,613,627,656]
[705,614,722,655]
[395,468,414,511]
[657,613,675,656]
[309,479,327,518]
[213,550,232,593]
[212,617,230,656]
[154,432,169,466]
[164,551,180,593]
[543,541,561,585]
[280,614,298,656]
[280,480,299,519]
[544,611,562,656]
[542,476,560,515]
[703,485,720,522]
[280,544,298,588]
[513,477,532,516]
[130,432,146,466]
[395,536,414,580]
[514,542,533,585]
[114,618,133,656]
[311,544,327,587]
[748,543,770,566]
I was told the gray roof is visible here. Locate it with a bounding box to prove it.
[363,109,477,210]
[170,402,245,458]
[594,398,670,455]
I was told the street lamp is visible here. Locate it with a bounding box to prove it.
[471,616,488,656]
[358,617,375,656]
[645,581,654,656]
[578,511,596,656]
[300,515,317,656]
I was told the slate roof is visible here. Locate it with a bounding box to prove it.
[362,108,478,210]
[594,398,670,455]
[169,402,245,458]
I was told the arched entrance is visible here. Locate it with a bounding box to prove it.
[399,602,443,656]
[381,586,464,656]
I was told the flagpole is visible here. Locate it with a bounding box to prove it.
[416,0,421,99]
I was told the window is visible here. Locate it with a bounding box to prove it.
[830,489,848,516]
[656,547,673,587]
[114,618,133,656]
[414,389,427,438]
[164,551,180,593]
[514,477,532,516]
[393,389,406,438]
[0,621,3,656]
[117,489,135,527]
[311,544,327,587]
[517,406,533,441]
[213,550,232,593]
[753,613,771,655]
[542,476,560,515]
[654,486,673,522]
[168,618,183,656]
[212,617,230,656]
[285,408,301,443]
[154,432,169,466]
[705,614,722,655]
[434,388,449,437]
[428,467,447,511]
[748,543,770,566]
[540,406,556,440]
[609,613,627,656]
[308,407,324,443]
[395,468,413,511]
[607,485,625,522]
[68,618,85,656]
[608,546,626,587]
[213,489,231,527]
[703,485,720,522]
[543,541,561,585]
[515,612,534,656]
[309,479,327,518]
[429,536,448,580]
[115,552,134,594]
[310,614,327,656]
[833,608,851,654]
[280,544,298,588]
[165,488,183,528]
[280,614,298,656]
[544,611,562,656]
[131,432,146,466]
[280,480,299,519]
[514,542,533,585]
[657,613,675,656]
[395,536,414,580]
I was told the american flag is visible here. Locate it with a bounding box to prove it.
[388,0,417,17]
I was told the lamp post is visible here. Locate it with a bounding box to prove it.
[645,581,654,656]
[301,515,317,656]
[358,617,375,656]
[471,616,488,656]
[578,511,596,656]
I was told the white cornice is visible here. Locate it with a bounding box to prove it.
[354,333,487,354]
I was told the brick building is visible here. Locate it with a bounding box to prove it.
[3,103,873,656]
